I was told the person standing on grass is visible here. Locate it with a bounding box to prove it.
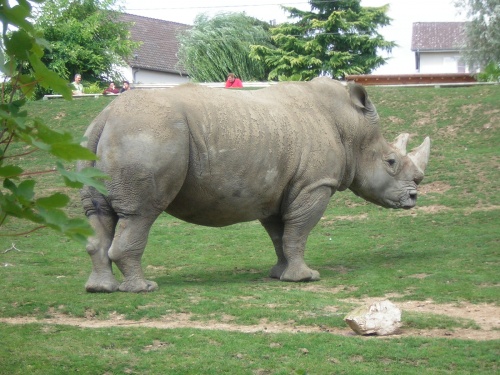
[225,73,243,88]
[71,74,83,95]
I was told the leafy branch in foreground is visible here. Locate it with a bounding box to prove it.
[0,0,107,242]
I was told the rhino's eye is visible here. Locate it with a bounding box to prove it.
[387,158,396,167]
[385,153,397,168]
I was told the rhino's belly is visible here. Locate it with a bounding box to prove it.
[165,182,282,227]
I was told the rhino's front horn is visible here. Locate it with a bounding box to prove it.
[408,137,431,173]
[392,133,410,155]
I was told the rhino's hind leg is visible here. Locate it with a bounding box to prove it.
[108,215,159,293]
[260,216,287,279]
[85,213,120,292]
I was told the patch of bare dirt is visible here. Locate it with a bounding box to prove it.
[1,299,498,341]
[407,273,431,279]
[481,109,499,131]
[437,125,460,138]
[54,112,66,120]
[419,181,452,195]
[333,213,369,221]
[386,116,405,125]
[414,205,451,214]
[465,204,500,215]
[321,213,368,225]
[394,204,451,217]
[400,203,500,216]
[413,111,436,128]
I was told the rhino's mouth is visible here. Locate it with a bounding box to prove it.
[381,188,418,209]
[401,189,418,209]
[353,187,419,209]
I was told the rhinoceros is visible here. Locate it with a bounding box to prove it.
[78,77,430,293]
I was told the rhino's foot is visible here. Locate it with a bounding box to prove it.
[270,263,287,279]
[85,272,120,293]
[280,266,320,282]
[119,279,158,293]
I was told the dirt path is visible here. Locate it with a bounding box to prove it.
[1,300,499,341]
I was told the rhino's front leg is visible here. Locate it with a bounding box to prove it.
[280,230,320,282]
[108,215,159,293]
[268,185,333,281]
[85,213,120,293]
[261,216,319,281]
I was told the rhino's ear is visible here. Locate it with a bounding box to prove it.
[348,83,378,122]
[348,83,369,109]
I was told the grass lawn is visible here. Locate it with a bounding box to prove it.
[1,84,499,374]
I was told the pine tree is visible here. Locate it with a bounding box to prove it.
[250,0,395,80]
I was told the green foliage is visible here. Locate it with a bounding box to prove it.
[477,62,500,82]
[250,0,395,81]
[0,0,108,242]
[83,81,105,94]
[33,0,140,93]
[177,12,273,82]
[454,0,500,69]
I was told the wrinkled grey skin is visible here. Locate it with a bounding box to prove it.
[78,78,430,293]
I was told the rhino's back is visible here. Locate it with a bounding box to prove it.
[99,80,348,226]
[162,81,347,226]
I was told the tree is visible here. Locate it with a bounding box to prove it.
[34,0,139,87]
[455,0,500,70]
[177,12,273,82]
[249,0,395,81]
[1,0,107,242]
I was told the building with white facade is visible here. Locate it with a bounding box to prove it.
[411,22,470,74]
[118,13,191,85]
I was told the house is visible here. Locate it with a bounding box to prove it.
[411,22,471,74]
[118,13,191,84]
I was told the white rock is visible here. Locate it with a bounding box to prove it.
[344,300,402,336]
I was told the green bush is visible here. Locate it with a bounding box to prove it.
[83,82,104,94]
[477,62,500,82]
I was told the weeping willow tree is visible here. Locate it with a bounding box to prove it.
[454,0,500,70]
[177,12,273,82]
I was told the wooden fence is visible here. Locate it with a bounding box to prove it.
[43,74,489,99]
[345,73,477,86]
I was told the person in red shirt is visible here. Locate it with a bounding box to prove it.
[225,73,243,88]
[103,82,119,95]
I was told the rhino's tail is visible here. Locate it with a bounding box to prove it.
[77,105,111,172]
[77,106,113,218]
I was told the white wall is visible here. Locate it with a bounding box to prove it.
[134,69,190,84]
[116,65,134,83]
[116,65,190,84]
[419,52,467,74]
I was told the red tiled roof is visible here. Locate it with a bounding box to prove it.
[119,13,190,74]
[411,22,466,51]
